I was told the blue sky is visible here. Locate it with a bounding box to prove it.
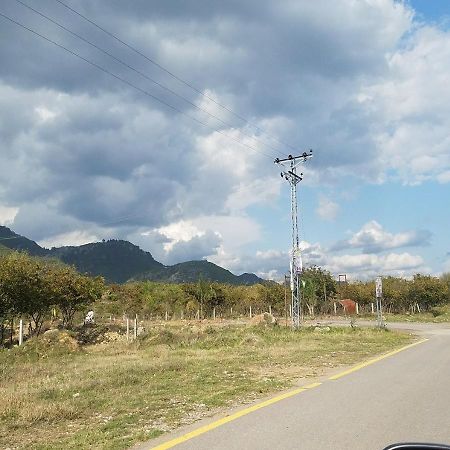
[0,0,449,280]
[409,0,450,22]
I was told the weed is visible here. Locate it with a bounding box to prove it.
[0,322,413,449]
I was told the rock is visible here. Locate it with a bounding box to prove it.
[250,313,277,326]
[43,329,60,337]
[314,326,331,332]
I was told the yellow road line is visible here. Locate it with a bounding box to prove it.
[151,338,428,449]
[328,338,428,380]
[150,382,322,449]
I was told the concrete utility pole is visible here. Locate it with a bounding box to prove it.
[375,276,384,328]
[275,151,313,328]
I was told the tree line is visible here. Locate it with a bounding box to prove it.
[339,274,450,313]
[98,265,338,318]
[1,251,450,345]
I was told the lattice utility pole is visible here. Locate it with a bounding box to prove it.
[275,151,313,328]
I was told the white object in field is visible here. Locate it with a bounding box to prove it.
[85,310,95,324]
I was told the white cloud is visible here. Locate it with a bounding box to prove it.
[155,220,206,252]
[1,0,448,279]
[437,171,450,184]
[225,177,282,212]
[316,195,339,221]
[38,230,100,248]
[364,26,450,184]
[332,220,431,253]
[35,106,58,122]
[324,252,429,280]
[0,205,18,225]
[216,238,429,281]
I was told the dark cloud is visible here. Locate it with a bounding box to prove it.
[1,0,429,267]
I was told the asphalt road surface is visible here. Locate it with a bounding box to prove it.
[141,322,450,450]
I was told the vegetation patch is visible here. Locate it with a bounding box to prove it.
[0,322,413,450]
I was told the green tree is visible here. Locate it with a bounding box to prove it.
[408,274,447,311]
[301,266,337,314]
[50,266,104,328]
[0,252,53,334]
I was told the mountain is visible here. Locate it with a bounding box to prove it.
[0,226,48,256]
[0,226,266,285]
[133,260,263,285]
[49,240,164,284]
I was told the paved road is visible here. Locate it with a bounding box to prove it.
[142,322,450,450]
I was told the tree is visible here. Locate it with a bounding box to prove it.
[301,266,337,314]
[408,274,447,311]
[0,252,54,334]
[383,276,409,312]
[50,266,104,328]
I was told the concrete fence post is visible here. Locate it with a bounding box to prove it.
[19,319,23,346]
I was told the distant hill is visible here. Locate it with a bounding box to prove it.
[0,225,266,285]
[0,226,48,256]
[133,260,264,285]
[49,240,164,284]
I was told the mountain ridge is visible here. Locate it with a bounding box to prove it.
[0,226,266,285]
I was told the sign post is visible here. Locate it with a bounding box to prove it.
[375,276,384,328]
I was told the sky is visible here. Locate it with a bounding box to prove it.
[0,0,449,281]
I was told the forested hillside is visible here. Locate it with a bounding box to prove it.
[0,226,265,285]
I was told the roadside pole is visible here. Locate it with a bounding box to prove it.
[19,319,23,346]
[375,276,384,328]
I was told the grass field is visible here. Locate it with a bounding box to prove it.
[0,321,414,450]
[383,304,450,323]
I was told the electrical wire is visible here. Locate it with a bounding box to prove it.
[0,10,276,160]
[52,0,296,156]
[14,0,283,158]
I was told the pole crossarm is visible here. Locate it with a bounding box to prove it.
[274,150,313,328]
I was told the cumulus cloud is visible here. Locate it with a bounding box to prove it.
[163,231,221,265]
[38,230,100,248]
[316,195,339,221]
[362,26,450,185]
[324,252,428,280]
[332,221,432,253]
[219,238,429,281]
[0,205,18,226]
[0,0,447,277]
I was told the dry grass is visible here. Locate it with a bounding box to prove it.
[0,321,414,449]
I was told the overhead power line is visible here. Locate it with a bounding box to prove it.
[14,0,283,158]
[53,0,296,155]
[0,10,276,160]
